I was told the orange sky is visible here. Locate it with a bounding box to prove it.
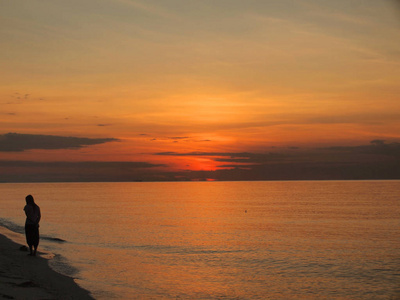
[1,0,400,181]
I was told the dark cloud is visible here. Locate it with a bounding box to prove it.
[0,133,119,152]
[154,151,286,164]
[1,140,399,182]
[154,151,251,157]
[324,140,400,157]
[153,140,400,181]
[0,160,166,182]
[155,141,400,164]
[148,136,191,141]
[0,160,162,168]
[168,136,189,140]
[10,93,30,101]
[97,124,112,127]
[171,159,400,181]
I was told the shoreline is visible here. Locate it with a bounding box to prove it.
[0,231,93,300]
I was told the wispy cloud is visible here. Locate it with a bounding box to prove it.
[11,93,29,100]
[113,0,177,20]
[167,136,189,140]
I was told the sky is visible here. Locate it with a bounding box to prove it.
[1,0,400,182]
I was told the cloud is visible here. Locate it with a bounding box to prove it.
[308,113,400,125]
[0,133,119,152]
[148,136,190,142]
[154,151,250,156]
[324,140,400,157]
[0,160,166,182]
[114,0,176,20]
[0,160,163,168]
[154,151,285,164]
[10,93,30,101]
[173,159,400,181]
[167,136,189,140]
[155,141,400,171]
[1,140,399,182]
[163,141,400,181]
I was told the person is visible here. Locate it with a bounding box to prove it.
[24,195,41,256]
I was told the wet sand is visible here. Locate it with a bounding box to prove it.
[0,233,93,300]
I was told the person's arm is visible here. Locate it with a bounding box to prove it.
[36,207,41,224]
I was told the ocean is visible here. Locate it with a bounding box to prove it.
[0,181,399,299]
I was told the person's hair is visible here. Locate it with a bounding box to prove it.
[26,194,38,210]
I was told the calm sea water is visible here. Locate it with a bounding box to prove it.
[0,181,399,299]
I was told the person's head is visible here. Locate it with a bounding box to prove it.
[26,194,35,206]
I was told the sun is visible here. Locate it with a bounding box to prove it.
[171,156,219,172]
[189,157,220,171]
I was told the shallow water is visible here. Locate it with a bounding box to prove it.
[1,181,399,299]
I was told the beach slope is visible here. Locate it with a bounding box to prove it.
[0,233,93,300]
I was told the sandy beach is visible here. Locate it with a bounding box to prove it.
[0,232,93,300]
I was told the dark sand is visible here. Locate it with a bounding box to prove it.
[0,232,93,299]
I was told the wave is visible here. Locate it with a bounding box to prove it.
[0,218,66,243]
[101,242,248,256]
[42,236,66,243]
[48,253,79,278]
[0,218,24,234]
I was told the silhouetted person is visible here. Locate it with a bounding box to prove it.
[24,195,41,256]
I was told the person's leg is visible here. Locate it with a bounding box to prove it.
[32,227,39,256]
[25,224,37,256]
[25,224,33,255]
